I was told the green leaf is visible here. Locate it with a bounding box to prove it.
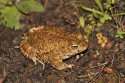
[111,0,117,4]
[99,17,105,23]
[103,14,112,20]
[93,12,100,18]
[79,17,85,28]
[88,17,93,21]
[81,5,104,16]
[103,3,110,9]
[0,3,5,9]
[0,6,21,29]
[115,29,125,38]
[107,0,112,4]
[16,0,44,14]
[97,23,102,27]
[120,35,123,39]
[88,14,94,20]
[118,30,125,34]
[95,0,103,12]
[113,12,125,16]
[91,20,96,24]
[0,0,10,5]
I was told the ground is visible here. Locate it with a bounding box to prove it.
[0,0,125,83]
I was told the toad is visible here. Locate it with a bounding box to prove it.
[20,26,88,70]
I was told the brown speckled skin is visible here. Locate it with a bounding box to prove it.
[20,26,88,70]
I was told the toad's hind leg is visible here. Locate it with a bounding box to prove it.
[20,41,37,63]
[50,56,74,70]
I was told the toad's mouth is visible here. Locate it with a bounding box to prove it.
[62,49,88,60]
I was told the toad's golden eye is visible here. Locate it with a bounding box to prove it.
[69,45,78,49]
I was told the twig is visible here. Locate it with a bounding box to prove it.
[88,53,115,83]
[82,62,108,70]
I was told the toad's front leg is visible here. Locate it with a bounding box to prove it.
[50,55,74,70]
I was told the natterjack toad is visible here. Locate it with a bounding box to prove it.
[20,26,88,70]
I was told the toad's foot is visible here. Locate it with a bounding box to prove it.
[38,60,45,70]
[50,56,74,70]
[52,61,74,70]
[32,57,45,69]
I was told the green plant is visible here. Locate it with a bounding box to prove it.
[79,0,125,39]
[79,16,85,28]
[81,0,125,26]
[79,17,94,41]
[115,29,125,39]
[113,16,125,38]
[0,0,44,29]
[80,0,121,27]
[79,0,115,40]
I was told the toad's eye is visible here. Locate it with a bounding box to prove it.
[69,45,78,49]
